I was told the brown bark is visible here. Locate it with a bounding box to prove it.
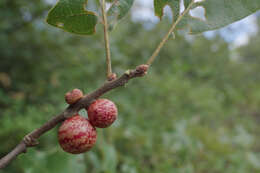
[0,66,148,169]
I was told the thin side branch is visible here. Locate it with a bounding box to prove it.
[0,66,148,169]
[101,0,112,79]
[146,1,194,65]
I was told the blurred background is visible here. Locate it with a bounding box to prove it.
[0,0,260,172]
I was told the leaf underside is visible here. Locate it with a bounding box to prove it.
[107,0,135,30]
[154,0,260,34]
[154,0,180,22]
[46,0,98,35]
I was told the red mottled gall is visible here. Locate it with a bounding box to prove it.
[87,99,118,128]
[58,115,97,154]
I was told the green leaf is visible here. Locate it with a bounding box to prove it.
[178,0,260,34]
[46,0,98,35]
[107,0,134,30]
[154,0,180,21]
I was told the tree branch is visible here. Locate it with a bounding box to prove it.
[146,0,194,65]
[0,1,195,169]
[100,0,113,79]
[0,66,148,169]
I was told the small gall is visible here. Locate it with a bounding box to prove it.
[108,73,117,81]
[136,64,149,75]
[65,88,83,105]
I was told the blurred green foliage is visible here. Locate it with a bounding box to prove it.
[1,1,260,173]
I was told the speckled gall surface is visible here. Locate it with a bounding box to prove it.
[87,99,118,128]
[58,115,97,154]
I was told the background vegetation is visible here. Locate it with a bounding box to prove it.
[0,0,260,172]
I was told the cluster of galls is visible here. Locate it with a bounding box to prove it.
[58,89,118,154]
